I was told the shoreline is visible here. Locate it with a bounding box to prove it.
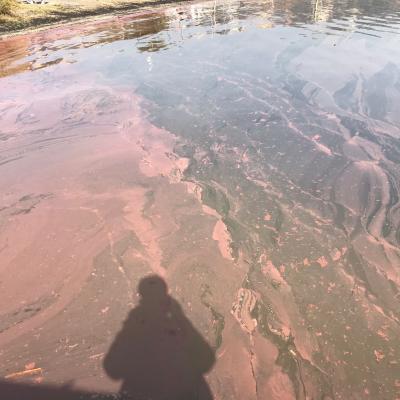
[0,0,189,36]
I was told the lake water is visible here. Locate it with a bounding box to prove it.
[0,1,400,399]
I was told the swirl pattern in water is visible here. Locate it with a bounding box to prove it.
[0,0,400,399]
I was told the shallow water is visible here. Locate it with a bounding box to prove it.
[1,1,400,399]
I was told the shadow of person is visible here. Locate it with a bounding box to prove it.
[103,275,215,400]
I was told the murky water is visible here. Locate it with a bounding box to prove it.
[1,1,400,399]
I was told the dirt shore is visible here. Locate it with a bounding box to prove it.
[0,0,187,35]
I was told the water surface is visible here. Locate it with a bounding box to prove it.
[1,1,400,399]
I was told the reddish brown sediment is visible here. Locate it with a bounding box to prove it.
[211,316,258,399]
[0,58,250,396]
[0,64,293,395]
[253,333,296,400]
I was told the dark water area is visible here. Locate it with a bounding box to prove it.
[1,1,400,399]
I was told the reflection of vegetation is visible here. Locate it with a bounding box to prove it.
[137,37,168,52]
[79,14,170,49]
[133,16,169,52]
[122,15,169,41]
[315,0,336,22]
[1,11,170,78]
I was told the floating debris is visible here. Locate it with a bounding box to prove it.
[5,367,43,379]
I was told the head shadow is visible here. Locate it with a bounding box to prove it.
[103,275,215,400]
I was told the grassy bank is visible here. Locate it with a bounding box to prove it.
[0,0,184,34]
[0,0,17,16]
